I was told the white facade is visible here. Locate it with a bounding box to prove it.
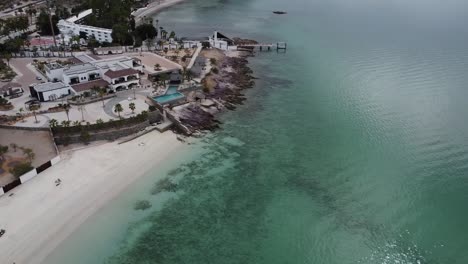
[58,9,113,44]
[102,70,140,91]
[208,31,236,51]
[62,63,101,85]
[43,55,142,94]
[32,82,75,102]
[44,62,65,82]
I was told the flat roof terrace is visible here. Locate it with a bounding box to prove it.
[64,63,99,75]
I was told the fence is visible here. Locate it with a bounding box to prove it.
[0,155,61,197]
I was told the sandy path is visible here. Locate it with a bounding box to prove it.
[0,131,184,264]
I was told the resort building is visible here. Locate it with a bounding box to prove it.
[43,54,143,95]
[29,82,75,102]
[57,9,113,44]
[103,69,140,91]
[94,47,124,55]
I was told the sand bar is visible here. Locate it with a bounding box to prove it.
[0,131,184,264]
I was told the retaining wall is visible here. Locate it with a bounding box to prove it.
[53,121,150,145]
[0,125,49,131]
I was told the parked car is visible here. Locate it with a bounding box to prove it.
[36,76,42,80]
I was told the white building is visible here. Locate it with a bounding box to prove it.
[208,31,237,51]
[103,69,140,91]
[43,54,143,93]
[57,9,113,44]
[30,82,75,102]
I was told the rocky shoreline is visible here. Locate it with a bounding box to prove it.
[170,48,256,135]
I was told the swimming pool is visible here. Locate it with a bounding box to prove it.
[153,92,185,104]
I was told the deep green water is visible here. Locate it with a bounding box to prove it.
[45,0,468,263]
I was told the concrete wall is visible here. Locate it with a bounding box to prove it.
[40,87,73,102]
[0,155,61,197]
[19,169,38,184]
[0,125,50,131]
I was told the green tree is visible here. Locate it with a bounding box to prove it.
[80,130,91,145]
[134,24,157,41]
[61,120,71,127]
[49,118,58,127]
[87,36,99,49]
[169,31,176,39]
[154,63,161,71]
[129,102,136,114]
[36,11,59,35]
[111,23,131,46]
[114,103,123,118]
[92,86,106,107]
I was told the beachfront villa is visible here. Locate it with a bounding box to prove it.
[103,68,140,91]
[57,9,113,44]
[42,54,143,96]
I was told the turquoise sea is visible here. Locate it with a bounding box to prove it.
[45,0,468,263]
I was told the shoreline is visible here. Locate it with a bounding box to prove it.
[0,131,187,264]
[133,0,187,23]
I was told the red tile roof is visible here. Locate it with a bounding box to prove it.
[71,79,109,93]
[104,68,139,79]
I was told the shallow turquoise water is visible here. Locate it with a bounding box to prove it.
[153,92,184,104]
[45,0,468,263]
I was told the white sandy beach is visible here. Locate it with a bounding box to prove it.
[0,131,185,264]
[133,0,187,22]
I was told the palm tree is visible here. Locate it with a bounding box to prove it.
[30,104,40,123]
[92,86,106,107]
[63,104,70,121]
[129,102,136,114]
[114,103,123,118]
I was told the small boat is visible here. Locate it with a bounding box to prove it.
[273,11,287,14]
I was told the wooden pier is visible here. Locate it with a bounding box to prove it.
[237,42,287,51]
